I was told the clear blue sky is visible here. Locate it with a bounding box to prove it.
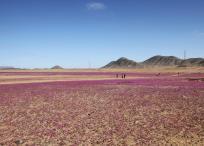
[0,0,204,68]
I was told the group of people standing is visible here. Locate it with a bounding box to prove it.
[116,73,126,79]
[115,72,181,79]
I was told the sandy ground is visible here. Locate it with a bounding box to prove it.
[0,67,203,84]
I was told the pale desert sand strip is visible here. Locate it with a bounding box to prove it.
[0,77,145,85]
[0,78,113,85]
[0,75,111,79]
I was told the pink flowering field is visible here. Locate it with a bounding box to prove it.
[0,71,204,145]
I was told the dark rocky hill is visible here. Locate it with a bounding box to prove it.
[180,58,204,67]
[143,55,182,66]
[102,57,139,68]
[51,65,64,69]
[143,56,204,67]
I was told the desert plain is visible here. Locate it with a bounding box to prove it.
[0,67,204,145]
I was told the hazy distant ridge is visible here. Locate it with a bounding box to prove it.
[0,66,16,69]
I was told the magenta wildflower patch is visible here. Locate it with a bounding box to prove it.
[0,72,204,145]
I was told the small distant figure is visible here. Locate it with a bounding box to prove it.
[178,72,180,77]
[121,73,126,79]
[116,74,118,78]
[156,73,161,76]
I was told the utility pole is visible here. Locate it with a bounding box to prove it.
[184,50,186,60]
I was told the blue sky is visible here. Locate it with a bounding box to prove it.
[0,0,204,68]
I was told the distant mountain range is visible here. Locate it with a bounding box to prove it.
[0,66,17,70]
[1,56,203,69]
[102,55,204,68]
